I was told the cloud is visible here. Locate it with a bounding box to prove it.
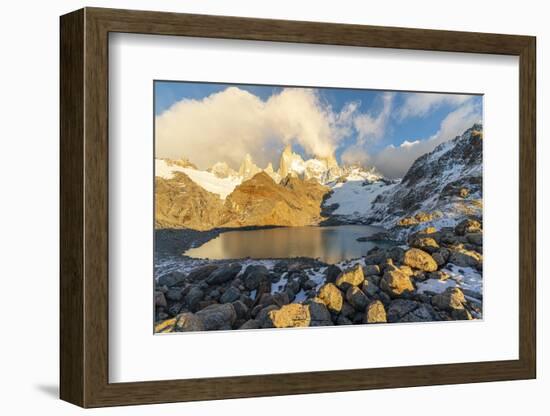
[155,87,355,170]
[353,92,394,143]
[370,101,482,178]
[340,145,371,166]
[396,93,473,120]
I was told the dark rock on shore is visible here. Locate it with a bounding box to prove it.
[206,264,242,285]
[195,303,237,330]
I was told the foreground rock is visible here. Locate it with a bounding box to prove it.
[403,248,438,272]
[380,269,415,298]
[317,283,344,312]
[335,264,365,290]
[268,304,310,328]
[364,301,387,323]
[195,303,237,330]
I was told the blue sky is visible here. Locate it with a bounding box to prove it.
[154,81,482,178]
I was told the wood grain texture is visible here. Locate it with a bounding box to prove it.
[59,8,84,407]
[59,7,537,408]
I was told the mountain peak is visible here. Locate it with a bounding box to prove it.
[238,153,261,180]
[208,161,238,179]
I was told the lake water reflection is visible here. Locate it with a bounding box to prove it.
[184,225,393,264]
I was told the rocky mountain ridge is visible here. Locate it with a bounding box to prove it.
[156,124,483,237]
[156,169,330,230]
[324,124,483,237]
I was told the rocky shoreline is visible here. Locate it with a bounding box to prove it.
[154,217,483,333]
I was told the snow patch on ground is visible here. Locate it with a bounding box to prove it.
[415,264,482,298]
[443,264,483,295]
[326,180,396,216]
[416,278,457,294]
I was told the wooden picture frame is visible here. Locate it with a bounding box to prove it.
[60,7,536,408]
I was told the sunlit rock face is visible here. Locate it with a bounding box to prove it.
[238,153,261,180]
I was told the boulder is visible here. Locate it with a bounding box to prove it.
[403,248,438,272]
[336,315,353,325]
[418,226,437,235]
[154,318,176,333]
[187,264,219,282]
[285,277,301,294]
[157,271,186,287]
[317,283,344,312]
[455,218,482,235]
[387,299,439,323]
[387,246,406,263]
[335,264,365,290]
[398,303,440,322]
[364,249,389,265]
[364,300,387,323]
[363,265,381,276]
[239,319,261,330]
[399,265,414,277]
[231,300,249,320]
[432,287,466,312]
[380,270,415,298]
[339,301,356,318]
[410,237,440,253]
[268,304,310,328]
[241,265,269,290]
[362,279,379,297]
[195,303,237,330]
[448,248,483,270]
[302,279,317,290]
[175,312,205,332]
[452,308,473,320]
[272,291,290,307]
[184,286,204,312]
[165,288,183,302]
[257,293,275,307]
[387,299,418,323]
[154,291,167,308]
[308,301,333,326]
[466,232,483,246]
[220,286,241,304]
[324,264,342,283]
[256,305,280,328]
[206,263,242,285]
[346,286,369,311]
[197,300,217,311]
[167,302,184,317]
[432,252,446,267]
[365,273,381,286]
[382,260,399,273]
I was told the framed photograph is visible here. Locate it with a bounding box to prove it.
[60,7,536,407]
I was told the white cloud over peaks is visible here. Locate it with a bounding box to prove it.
[396,93,473,121]
[371,101,481,178]
[340,145,371,167]
[155,87,354,170]
[353,92,394,143]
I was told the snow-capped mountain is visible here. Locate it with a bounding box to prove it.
[373,124,482,227]
[278,145,342,184]
[323,124,483,234]
[208,161,238,179]
[238,154,261,180]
